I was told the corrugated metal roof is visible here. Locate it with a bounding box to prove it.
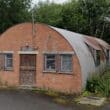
[50,26,95,88]
[49,26,109,88]
[84,37,102,50]
[95,38,110,49]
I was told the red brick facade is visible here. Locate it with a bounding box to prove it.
[0,23,82,93]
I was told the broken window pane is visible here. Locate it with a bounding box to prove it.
[45,54,56,71]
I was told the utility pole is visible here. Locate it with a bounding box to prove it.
[32,7,36,50]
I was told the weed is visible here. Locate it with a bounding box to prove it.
[86,67,110,97]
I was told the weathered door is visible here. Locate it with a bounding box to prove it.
[20,54,36,86]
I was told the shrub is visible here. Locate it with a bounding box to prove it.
[86,68,110,97]
[86,75,99,93]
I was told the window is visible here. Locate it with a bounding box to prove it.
[86,44,101,67]
[44,53,73,73]
[95,50,100,66]
[44,54,56,71]
[5,53,13,70]
[61,55,72,72]
[106,49,109,64]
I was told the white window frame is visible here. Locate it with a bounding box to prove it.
[60,54,73,73]
[4,53,13,70]
[44,54,56,72]
[43,52,74,74]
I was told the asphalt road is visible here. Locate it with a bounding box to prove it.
[0,90,109,110]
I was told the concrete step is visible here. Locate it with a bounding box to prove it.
[78,96,106,106]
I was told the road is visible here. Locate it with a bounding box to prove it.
[0,90,109,110]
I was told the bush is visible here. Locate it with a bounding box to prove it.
[86,75,99,93]
[86,68,110,97]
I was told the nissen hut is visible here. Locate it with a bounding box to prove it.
[0,23,109,93]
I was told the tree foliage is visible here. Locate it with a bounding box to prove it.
[0,0,31,33]
[78,0,110,41]
[0,0,110,43]
[33,0,110,43]
[33,0,62,27]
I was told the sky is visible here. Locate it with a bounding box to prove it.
[32,0,68,4]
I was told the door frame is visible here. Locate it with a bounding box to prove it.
[18,51,38,86]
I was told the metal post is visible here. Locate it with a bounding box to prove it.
[32,8,36,50]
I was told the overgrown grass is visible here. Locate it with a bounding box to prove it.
[54,98,68,105]
[31,88,77,105]
[86,67,110,97]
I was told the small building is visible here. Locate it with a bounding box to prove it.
[0,23,109,93]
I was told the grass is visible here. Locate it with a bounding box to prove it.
[54,98,68,105]
[0,67,109,106]
[31,88,77,105]
[31,67,110,105]
[86,67,110,97]
[45,90,59,97]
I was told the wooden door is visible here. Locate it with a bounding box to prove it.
[20,54,36,86]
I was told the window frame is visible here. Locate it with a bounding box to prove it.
[106,49,109,64]
[85,44,101,67]
[60,54,73,73]
[4,53,13,71]
[44,54,56,72]
[94,50,101,67]
[43,52,73,74]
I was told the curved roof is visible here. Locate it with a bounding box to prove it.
[84,37,102,50]
[0,23,109,88]
[49,25,109,88]
[50,26,96,88]
[95,38,110,49]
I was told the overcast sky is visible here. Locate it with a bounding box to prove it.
[32,0,68,4]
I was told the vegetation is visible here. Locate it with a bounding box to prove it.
[53,97,68,105]
[86,67,110,97]
[31,88,77,105]
[34,1,62,27]
[0,0,109,43]
[0,0,31,33]
[33,0,110,43]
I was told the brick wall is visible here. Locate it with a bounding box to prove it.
[0,23,82,93]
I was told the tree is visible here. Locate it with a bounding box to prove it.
[79,0,110,41]
[61,0,110,43]
[0,0,31,33]
[1,0,109,43]
[60,0,88,33]
[33,0,62,27]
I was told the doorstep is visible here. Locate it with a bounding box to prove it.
[18,85,36,90]
[77,96,106,106]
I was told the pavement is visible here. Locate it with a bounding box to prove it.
[0,90,109,110]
